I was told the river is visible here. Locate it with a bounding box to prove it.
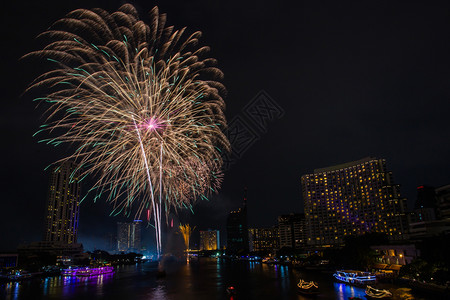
[0,258,431,300]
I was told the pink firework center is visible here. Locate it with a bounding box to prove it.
[145,117,159,130]
[142,117,166,132]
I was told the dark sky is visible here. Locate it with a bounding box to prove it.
[1,0,449,252]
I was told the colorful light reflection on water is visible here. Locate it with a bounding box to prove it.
[333,282,366,300]
[2,273,115,300]
[4,282,19,300]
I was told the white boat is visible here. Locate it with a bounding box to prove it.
[333,270,376,286]
[365,285,393,299]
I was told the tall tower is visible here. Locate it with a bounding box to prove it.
[117,220,142,252]
[226,187,249,254]
[44,161,81,244]
[301,157,407,246]
[409,185,437,223]
[278,213,307,249]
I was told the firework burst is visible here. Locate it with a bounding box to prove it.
[179,224,195,251]
[24,4,229,256]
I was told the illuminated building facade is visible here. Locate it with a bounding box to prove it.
[0,254,18,269]
[371,244,419,266]
[278,213,307,249]
[301,157,407,246]
[44,161,81,245]
[249,227,279,254]
[117,221,142,252]
[199,230,220,251]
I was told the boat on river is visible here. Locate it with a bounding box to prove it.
[333,270,376,286]
[365,285,393,298]
[297,279,319,295]
[226,286,236,296]
[7,271,36,281]
[62,266,114,277]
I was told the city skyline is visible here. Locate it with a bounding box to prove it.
[1,0,450,252]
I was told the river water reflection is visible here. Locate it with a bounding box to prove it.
[1,258,428,300]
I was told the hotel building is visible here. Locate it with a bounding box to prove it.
[199,230,220,251]
[44,161,81,245]
[249,226,279,254]
[301,157,407,246]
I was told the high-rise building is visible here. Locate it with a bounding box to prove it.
[301,157,407,246]
[117,220,142,252]
[278,213,307,249]
[199,230,220,251]
[415,185,437,209]
[249,227,279,254]
[408,208,436,224]
[105,233,117,252]
[408,185,437,223]
[44,161,81,245]
[408,184,450,240]
[436,184,450,220]
[226,188,249,254]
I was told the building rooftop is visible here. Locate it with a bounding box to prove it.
[313,157,379,174]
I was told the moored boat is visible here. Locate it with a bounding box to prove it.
[297,279,319,295]
[62,266,114,277]
[7,271,35,281]
[333,270,376,286]
[61,268,77,276]
[365,285,393,299]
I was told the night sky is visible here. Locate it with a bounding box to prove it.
[1,0,449,252]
